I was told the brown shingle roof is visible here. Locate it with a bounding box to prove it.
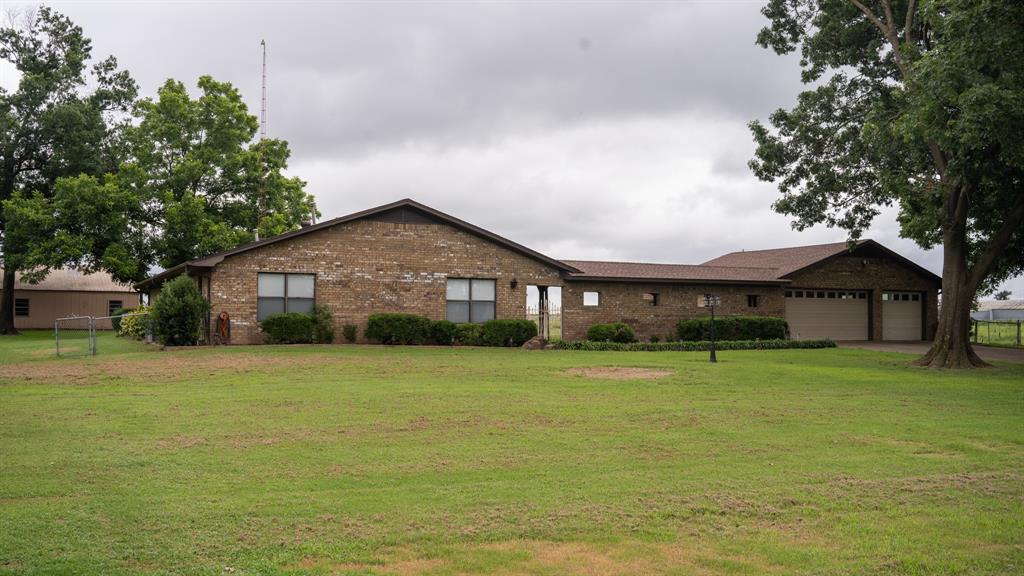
[562,260,786,285]
[701,241,858,277]
[1,268,135,293]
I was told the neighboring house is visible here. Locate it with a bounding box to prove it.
[971,299,1024,321]
[135,198,941,344]
[1,269,140,330]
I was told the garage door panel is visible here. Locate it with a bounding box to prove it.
[883,292,922,341]
[786,292,868,340]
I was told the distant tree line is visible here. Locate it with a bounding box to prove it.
[0,7,317,334]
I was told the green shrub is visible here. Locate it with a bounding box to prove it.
[110,307,133,333]
[586,322,636,343]
[364,313,433,345]
[480,319,538,347]
[649,335,660,343]
[342,323,358,343]
[261,313,316,344]
[431,320,458,345]
[454,323,483,346]
[151,276,210,346]
[310,305,335,344]
[552,339,835,351]
[118,305,151,340]
[676,315,787,341]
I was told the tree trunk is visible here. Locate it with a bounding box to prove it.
[0,268,18,335]
[915,223,986,368]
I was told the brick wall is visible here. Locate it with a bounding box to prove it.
[208,219,564,343]
[786,255,940,340]
[561,281,785,341]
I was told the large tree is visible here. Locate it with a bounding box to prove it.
[122,76,317,269]
[749,0,1024,368]
[0,7,137,334]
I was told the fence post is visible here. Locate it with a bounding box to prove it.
[1018,320,1021,347]
[54,320,60,357]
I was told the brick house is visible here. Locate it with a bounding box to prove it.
[135,199,940,344]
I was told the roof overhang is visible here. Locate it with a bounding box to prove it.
[562,274,790,286]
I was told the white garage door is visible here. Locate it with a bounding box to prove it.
[785,290,868,340]
[882,292,922,341]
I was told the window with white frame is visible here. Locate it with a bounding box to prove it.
[583,291,600,307]
[257,273,315,321]
[446,278,495,323]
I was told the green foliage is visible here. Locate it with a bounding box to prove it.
[364,313,434,345]
[553,339,836,352]
[117,305,151,340]
[342,324,358,344]
[479,319,538,347]
[454,323,484,346]
[677,316,788,342]
[649,335,660,343]
[431,320,458,346]
[260,306,334,344]
[110,307,133,333]
[586,322,636,343]
[310,305,335,344]
[994,291,1012,301]
[150,276,209,346]
[0,7,138,330]
[751,0,1024,365]
[260,313,316,345]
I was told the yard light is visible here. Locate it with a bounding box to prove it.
[703,294,721,363]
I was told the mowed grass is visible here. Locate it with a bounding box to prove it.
[0,332,1022,575]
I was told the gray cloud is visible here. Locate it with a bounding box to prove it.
[12,1,1024,296]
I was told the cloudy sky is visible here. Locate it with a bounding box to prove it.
[6,1,1021,296]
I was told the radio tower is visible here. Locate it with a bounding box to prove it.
[260,39,268,140]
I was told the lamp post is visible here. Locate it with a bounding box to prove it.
[704,293,720,363]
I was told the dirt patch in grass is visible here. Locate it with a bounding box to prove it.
[0,352,359,385]
[565,367,674,380]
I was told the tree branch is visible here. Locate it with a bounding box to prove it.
[967,196,1024,293]
[849,0,906,74]
[904,0,917,43]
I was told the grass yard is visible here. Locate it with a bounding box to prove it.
[1,331,1022,575]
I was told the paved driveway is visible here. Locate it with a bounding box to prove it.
[837,341,1024,363]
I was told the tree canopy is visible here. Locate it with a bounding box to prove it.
[749,0,1024,367]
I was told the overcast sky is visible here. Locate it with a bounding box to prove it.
[5,1,1021,297]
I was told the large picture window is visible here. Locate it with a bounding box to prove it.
[257,273,315,321]
[446,278,495,323]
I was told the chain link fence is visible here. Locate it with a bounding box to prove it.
[971,319,1023,348]
[55,312,151,357]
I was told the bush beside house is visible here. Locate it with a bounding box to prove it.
[363,313,536,347]
[150,276,210,346]
[586,322,636,343]
[118,305,152,340]
[261,306,335,344]
[677,316,787,341]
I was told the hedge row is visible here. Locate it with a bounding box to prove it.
[586,322,636,343]
[553,339,836,352]
[364,313,537,347]
[261,306,335,344]
[676,316,787,341]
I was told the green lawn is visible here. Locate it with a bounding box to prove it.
[1,332,1022,575]
[972,320,1023,348]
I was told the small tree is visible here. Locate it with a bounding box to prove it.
[993,290,1012,301]
[151,275,209,346]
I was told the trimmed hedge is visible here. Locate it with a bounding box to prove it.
[364,313,433,344]
[586,322,636,343]
[342,324,358,343]
[552,339,836,352]
[261,306,335,344]
[363,313,537,346]
[455,323,483,346]
[677,315,787,341]
[479,319,538,347]
[261,313,316,344]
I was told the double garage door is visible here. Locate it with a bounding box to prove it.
[784,290,923,341]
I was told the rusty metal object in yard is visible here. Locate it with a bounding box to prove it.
[215,312,231,344]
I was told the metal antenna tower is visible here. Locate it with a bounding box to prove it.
[260,39,267,140]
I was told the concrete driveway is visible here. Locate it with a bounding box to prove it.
[837,341,1024,363]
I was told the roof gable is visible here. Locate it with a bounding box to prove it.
[136,199,578,289]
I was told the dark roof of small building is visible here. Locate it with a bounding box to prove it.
[1,268,135,293]
[562,260,786,285]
